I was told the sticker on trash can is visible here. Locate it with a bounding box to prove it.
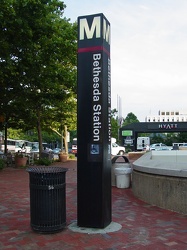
[48,185,54,190]
[90,144,99,154]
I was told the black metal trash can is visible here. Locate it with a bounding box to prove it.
[27,166,68,233]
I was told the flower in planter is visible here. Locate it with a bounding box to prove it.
[14,151,28,168]
[15,151,27,158]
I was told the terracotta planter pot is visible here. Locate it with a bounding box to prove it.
[15,157,28,168]
[59,153,68,162]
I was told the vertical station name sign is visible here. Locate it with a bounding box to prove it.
[77,13,111,228]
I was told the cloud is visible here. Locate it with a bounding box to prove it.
[64,0,187,121]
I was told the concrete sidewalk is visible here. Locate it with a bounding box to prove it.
[0,160,187,249]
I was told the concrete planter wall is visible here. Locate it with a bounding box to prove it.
[132,151,187,215]
[132,170,187,215]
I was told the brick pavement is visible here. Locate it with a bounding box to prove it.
[0,160,187,250]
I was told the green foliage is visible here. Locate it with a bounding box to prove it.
[111,109,120,139]
[149,132,187,146]
[70,130,77,142]
[111,118,119,139]
[125,145,132,153]
[0,0,77,153]
[122,112,139,126]
[150,134,165,144]
[19,164,28,169]
[36,158,52,166]
[0,158,5,170]
[159,133,176,146]
[6,128,26,140]
[176,132,187,143]
[69,154,76,159]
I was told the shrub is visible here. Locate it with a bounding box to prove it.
[36,158,52,166]
[0,158,5,170]
[125,145,132,153]
[69,154,76,159]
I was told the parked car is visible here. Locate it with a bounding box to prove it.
[43,147,53,152]
[111,138,125,155]
[30,148,39,153]
[150,143,171,151]
[178,143,187,150]
[52,148,61,154]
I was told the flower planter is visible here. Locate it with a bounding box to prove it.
[59,153,68,162]
[15,157,28,168]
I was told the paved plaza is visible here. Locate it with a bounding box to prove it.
[0,160,187,249]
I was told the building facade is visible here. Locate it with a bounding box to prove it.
[145,110,187,122]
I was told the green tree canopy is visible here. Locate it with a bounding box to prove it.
[122,112,139,126]
[0,0,77,154]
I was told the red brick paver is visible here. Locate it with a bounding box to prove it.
[0,160,187,250]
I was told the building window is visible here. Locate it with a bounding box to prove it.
[171,112,174,115]
[175,112,179,115]
[166,112,170,115]
[161,112,165,115]
[163,118,165,122]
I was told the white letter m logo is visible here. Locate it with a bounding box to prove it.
[79,16,101,40]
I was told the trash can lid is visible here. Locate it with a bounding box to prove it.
[111,155,129,164]
[26,166,68,173]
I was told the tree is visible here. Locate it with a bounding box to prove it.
[122,112,139,126]
[176,132,187,143]
[111,109,120,140]
[47,94,77,152]
[0,0,77,155]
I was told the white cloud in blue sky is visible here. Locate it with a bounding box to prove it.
[64,0,187,121]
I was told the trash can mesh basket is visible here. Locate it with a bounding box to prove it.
[27,166,68,233]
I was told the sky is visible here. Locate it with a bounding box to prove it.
[63,0,187,121]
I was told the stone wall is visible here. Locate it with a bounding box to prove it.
[132,170,187,215]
